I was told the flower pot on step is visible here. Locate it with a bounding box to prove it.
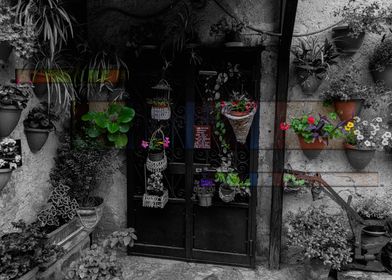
[298,136,326,159]
[24,128,50,153]
[76,197,104,229]
[0,42,12,62]
[344,143,375,170]
[0,105,22,137]
[332,26,365,55]
[371,65,392,89]
[46,217,83,245]
[333,99,362,121]
[0,168,12,192]
[198,193,213,207]
[304,259,330,280]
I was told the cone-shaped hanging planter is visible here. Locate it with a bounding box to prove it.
[223,107,257,144]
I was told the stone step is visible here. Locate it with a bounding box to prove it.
[338,271,392,280]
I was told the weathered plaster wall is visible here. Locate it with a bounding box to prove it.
[0,55,59,233]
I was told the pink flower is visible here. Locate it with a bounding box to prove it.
[141,140,149,149]
[163,137,170,148]
[307,116,315,125]
[15,79,20,85]
[280,122,290,131]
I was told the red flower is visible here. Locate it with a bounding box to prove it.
[220,101,226,108]
[307,116,315,125]
[280,122,290,131]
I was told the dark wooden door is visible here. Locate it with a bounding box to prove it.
[127,47,261,268]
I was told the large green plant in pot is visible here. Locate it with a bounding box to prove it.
[0,85,30,137]
[81,103,135,149]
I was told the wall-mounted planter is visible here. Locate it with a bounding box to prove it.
[0,105,22,137]
[24,128,50,153]
[344,143,375,170]
[151,106,171,120]
[299,74,323,95]
[0,168,13,192]
[332,26,365,55]
[333,99,362,121]
[218,186,236,203]
[32,72,50,101]
[0,42,12,62]
[298,136,326,159]
[76,197,104,229]
[46,218,83,246]
[371,66,392,89]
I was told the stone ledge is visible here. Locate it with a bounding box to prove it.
[338,270,392,280]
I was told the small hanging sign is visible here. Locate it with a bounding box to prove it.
[194,125,211,149]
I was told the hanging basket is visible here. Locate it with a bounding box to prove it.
[146,128,168,172]
[143,189,169,208]
[219,186,236,203]
[151,106,171,120]
[223,107,257,144]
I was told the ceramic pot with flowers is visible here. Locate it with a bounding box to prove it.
[210,16,245,47]
[369,39,392,88]
[195,178,215,207]
[281,113,345,159]
[332,26,365,55]
[343,117,391,170]
[0,138,22,192]
[142,128,170,173]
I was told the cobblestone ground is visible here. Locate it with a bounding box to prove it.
[119,256,306,280]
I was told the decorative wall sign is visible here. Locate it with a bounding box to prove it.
[194,125,211,149]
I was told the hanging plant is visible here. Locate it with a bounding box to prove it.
[141,128,170,173]
[149,79,172,121]
[214,171,250,203]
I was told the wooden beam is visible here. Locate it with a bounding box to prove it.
[269,0,299,270]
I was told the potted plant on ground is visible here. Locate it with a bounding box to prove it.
[353,194,391,236]
[283,173,307,193]
[320,71,380,121]
[214,171,250,203]
[0,84,30,137]
[221,92,258,144]
[343,116,391,170]
[281,112,346,159]
[332,1,390,54]
[0,138,21,192]
[24,102,58,153]
[287,206,352,280]
[210,16,246,47]
[141,128,170,173]
[81,103,135,149]
[369,39,392,88]
[194,178,215,207]
[291,37,338,94]
[65,228,137,280]
[143,172,169,209]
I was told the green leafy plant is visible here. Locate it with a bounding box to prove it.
[334,0,392,38]
[0,138,22,170]
[81,103,135,148]
[283,174,306,192]
[369,38,392,73]
[292,37,339,83]
[0,84,30,109]
[287,206,352,270]
[220,92,257,113]
[214,172,251,196]
[282,112,346,144]
[0,220,63,280]
[23,102,58,130]
[15,0,74,57]
[65,229,137,280]
[353,194,392,220]
[147,98,170,108]
[141,135,170,152]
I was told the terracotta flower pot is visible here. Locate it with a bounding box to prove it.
[198,193,213,207]
[0,105,22,137]
[344,143,375,170]
[0,42,12,62]
[24,128,50,153]
[304,259,330,280]
[0,169,12,192]
[298,136,326,159]
[371,65,392,89]
[76,197,104,229]
[333,99,362,121]
[332,26,365,55]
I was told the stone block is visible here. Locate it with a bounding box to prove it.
[337,270,392,280]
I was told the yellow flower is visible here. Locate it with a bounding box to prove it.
[347,122,354,128]
[344,126,351,131]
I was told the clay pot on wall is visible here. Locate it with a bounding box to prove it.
[32,72,51,101]
[24,128,50,153]
[298,136,326,159]
[0,105,23,137]
[333,99,362,121]
[300,74,323,95]
[224,31,244,47]
[371,66,392,89]
[344,143,375,170]
[332,26,365,55]
[76,197,104,229]
[0,169,13,192]
[304,259,330,280]
[0,42,12,63]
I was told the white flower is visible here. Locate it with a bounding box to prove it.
[364,140,371,147]
[376,117,382,123]
[354,130,360,136]
[15,155,21,163]
[382,139,389,146]
[357,135,364,140]
[383,132,392,138]
[371,131,377,136]
[362,121,369,126]
[353,116,361,122]
[0,159,6,168]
